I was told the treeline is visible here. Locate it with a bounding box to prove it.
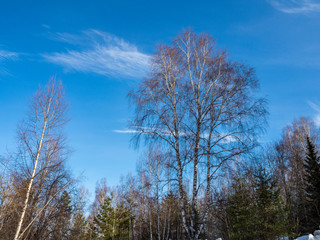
[211,118,320,240]
[1,114,319,240]
[1,30,320,240]
[75,117,320,240]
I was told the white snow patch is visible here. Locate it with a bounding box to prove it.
[295,231,320,240]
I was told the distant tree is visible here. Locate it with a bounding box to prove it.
[160,191,184,240]
[136,146,167,240]
[94,194,130,240]
[118,174,139,240]
[51,190,72,239]
[0,156,16,238]
[70,211,88,240]
[206,191,229,240]
[269,117,320,235]
[225,166,289,240]
[303,136,320,233]
[253,167,288,240]
[93,195,113,240]
[70,186,90,240]
[226,176,255,240]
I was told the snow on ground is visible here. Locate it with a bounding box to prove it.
[214,229,320,240]
[295,230,320,240]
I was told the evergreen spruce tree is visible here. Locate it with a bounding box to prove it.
[114,202,130,240]
[52,190,73,239]
[253,167,288,240]
[94,196,113,240]
[93,194,130,240]
[226,176,255,240]
[303,136,320,233]
[70,211,88,240]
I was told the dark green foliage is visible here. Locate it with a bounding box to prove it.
[226,168,289,240]
[93,194,130,240]
[226,176,256,240]
[253,168,289,240]
[70,212,88,240]
[93,196,113,240]
[52,190,73,239]
[303,136,320,233]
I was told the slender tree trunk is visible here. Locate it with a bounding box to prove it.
[148,158,153,240]
[191,121,201,239]
[14,119,48,240]
[129,216,132,240]
[149,209,153,240]
[156,157,161,240]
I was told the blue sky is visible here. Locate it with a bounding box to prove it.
[1,0,320,195]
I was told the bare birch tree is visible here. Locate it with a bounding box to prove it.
[129,30,267,240]
[138,146,167,240]
[13,78,69,240]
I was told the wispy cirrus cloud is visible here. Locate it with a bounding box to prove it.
[0,50,18,61]
[114,126,178,136]
[114,128,238,143]
[308,101,320,126]
[43,29,150,79]
[0,49,19,75]
[268,0,320,14]
[113,129,140,134]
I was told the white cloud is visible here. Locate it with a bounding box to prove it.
[113,127,170,135]
[308,101,320,126]
[0,50,18,61]
[115,128,238,143]
[113,126,176,136]
[268,0,320,14]
[113,129,140,134]
[0,50,19,75]
[41,24,51,29]
[44,29,150,79]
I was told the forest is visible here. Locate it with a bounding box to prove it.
[1,30,319,240]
